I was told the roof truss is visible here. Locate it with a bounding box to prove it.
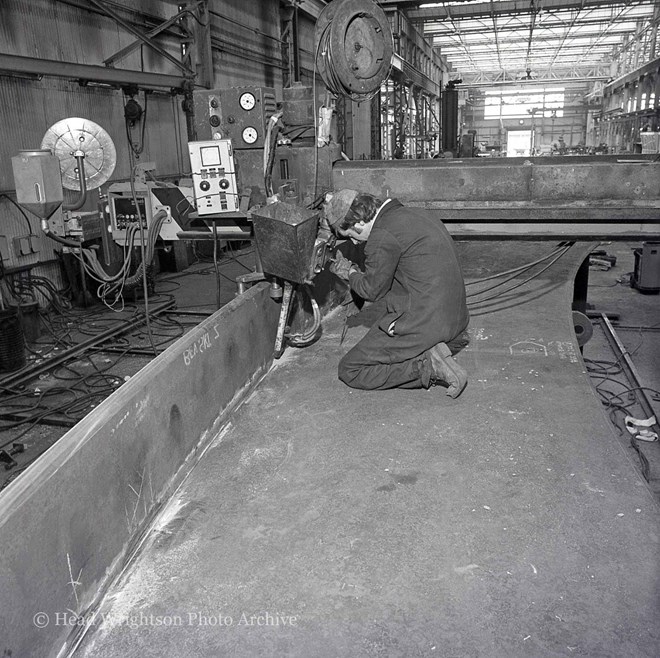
[380,0,658,83]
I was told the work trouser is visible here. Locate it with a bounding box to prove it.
[338,324,469,391]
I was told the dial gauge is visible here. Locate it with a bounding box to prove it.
[239,92,256,111]
[242,126,258,144]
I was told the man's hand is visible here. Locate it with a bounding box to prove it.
[329,253,356,281]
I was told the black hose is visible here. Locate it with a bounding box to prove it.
[286,284,322,345]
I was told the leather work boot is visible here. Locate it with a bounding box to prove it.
[425,342,468,398]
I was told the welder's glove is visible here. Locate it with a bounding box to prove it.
[329,253,356,281]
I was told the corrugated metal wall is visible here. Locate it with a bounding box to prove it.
[0,76,188,191]
[209,1,283,88]
[0,0,292,283]
[0,75,188,273]
[0,0,186,76]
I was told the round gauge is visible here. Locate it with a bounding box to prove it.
[239,92,256,111]
[242,126,259,144]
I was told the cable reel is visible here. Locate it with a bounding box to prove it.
[315,0,393,102]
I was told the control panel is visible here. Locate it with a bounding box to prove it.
[193,86,277,149]
[188,139,239,215]
[111,195,149,231]
[107,183,194,245]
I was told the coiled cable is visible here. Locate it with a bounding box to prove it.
[315,0,393,103]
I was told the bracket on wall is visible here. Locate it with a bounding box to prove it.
[102,1,205,69]
[86,0,195,77]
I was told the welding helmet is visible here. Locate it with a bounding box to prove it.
[323,189,359,232]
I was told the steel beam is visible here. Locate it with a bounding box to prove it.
[427,22,652,40]
[390,53,441,97]
[0,283,280,658]
[429,221,660,241]
[282,0,328,20]
[185,0,213,89]
[87,0,193,75]
[605,56,660,94]
[460,71,611,86]
[103,4,198,66]
[401,0,651,22]
[332,156,660,239]
[0,53,188,90]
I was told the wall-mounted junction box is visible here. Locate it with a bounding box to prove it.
[12,234,39,257]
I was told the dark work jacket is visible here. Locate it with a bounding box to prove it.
[347,199,469,345]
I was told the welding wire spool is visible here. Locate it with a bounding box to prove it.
[41,117,116,191]
[572,310,593,347]
[315,0,393,102]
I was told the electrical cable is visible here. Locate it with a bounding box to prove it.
[0,193,34,234]
[0,283,194,473]
[225,243,255,272]
[208,8,283,45]
[0,220,253,484]
[283,125,315,140]
[466,247,570,303]
[1,325,146,426]
[465,243,570,286]
[130,167,158,356]
[264,111,284,198]
[285,284,322,345]
[467,244,573,306]
[212,223,221,309]
[583,316,660,480]
[584,366,658,481]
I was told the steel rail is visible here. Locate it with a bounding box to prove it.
[599,312,660,439]
[0,300,175,391]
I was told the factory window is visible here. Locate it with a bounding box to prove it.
[484,87,565,119]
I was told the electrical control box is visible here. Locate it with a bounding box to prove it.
[107,182,195,245]
[188,139,239,215]
[193,86,277,149]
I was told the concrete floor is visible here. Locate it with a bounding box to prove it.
[70,241,660,658]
